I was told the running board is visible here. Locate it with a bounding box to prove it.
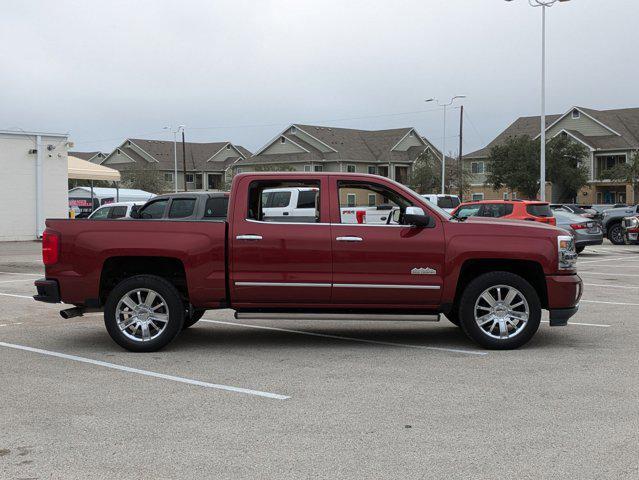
[234,312,440,322]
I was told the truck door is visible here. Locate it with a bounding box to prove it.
[230,176,332,306]
[329,178,445,308]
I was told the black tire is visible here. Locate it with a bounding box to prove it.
[104,275,184,352]
[458,271,541,350]
[183,309,205,329]
[576,246,585,254]
[608,223,625,245]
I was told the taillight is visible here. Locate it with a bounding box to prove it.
[547,217,556,226]
[42,230,59,265]
[571,223,587,230]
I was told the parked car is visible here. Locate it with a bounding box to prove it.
[87,202,141,220]
[134,192,229,221]
[622,215,639,244]
[600,204,639,245]
[452,200,557,225]
[550,204,596,220]
[553,210,603,253]
[34,172,581,352]
[421,194,461,213]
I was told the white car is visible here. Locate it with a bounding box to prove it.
[261,187,319,221]
[88,202,142,220]
[421,194,461,213]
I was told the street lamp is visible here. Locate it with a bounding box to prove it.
[505,0,571,200]
[164,124,185,192]
[426,95,466,194]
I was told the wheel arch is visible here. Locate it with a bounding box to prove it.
[454,259,548,310]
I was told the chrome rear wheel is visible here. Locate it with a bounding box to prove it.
[116,288,170,342]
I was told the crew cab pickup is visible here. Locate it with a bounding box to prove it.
[34,172,582,352]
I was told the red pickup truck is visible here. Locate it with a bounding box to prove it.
[34,172,582,351]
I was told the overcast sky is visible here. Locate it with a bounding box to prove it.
[1,0,637,155]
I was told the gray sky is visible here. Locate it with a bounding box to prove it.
[1,0,637,155]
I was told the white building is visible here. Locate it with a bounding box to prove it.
[0,130,69,241]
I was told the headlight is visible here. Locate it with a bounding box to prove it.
[558,235,578,271]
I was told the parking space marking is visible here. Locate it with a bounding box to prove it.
[579,257,639,264]
[579,271,639,277]
[584,283,639,290]
[0,341,290,400]
[0,271,41,277]
[0,322,23,327]
[0,278,36,284]
[0,292,33,299]
[541,320,610,328]
[200,319,488,356]
[581,299,639,307]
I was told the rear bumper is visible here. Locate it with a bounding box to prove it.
[575,237,603,247]
[33,278,61,303]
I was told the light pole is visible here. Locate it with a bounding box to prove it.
[164,124,185,192]
[426,95,466,194]
[505,0,571,200]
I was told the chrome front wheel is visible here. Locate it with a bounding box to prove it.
[474,285,529,340]
[115,288,170,342]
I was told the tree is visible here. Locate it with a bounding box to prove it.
[545,135,590,202]
[486,136,540,199]
[601,150,639,203]
[120,164,169,194]
[409,149,439,193]
[486,135,589,201]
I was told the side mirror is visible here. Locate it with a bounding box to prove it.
[403,206,433,227]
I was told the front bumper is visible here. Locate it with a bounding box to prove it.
[546,274,582,326]
[33,278,61,303]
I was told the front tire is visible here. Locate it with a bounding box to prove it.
[104,275,184,352]
[458,272,541,350]
[576,246,585,254]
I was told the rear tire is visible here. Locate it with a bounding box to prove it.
[458,271,541,350]
[104,275,184,352]
[576,246,585,254]
[445,307,461,327]
[608,224,625,245]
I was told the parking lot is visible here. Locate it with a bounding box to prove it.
[0,241,637,479]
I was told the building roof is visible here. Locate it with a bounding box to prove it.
[104,139,252,172]
[69,151,103,161]
[465,106,639,159]
[237,124,430,166]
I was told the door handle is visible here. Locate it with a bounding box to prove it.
[336,236,363,242]
[236,235,263,241]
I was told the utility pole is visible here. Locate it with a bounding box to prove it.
[458,105,464,200]
[182,129,187,192]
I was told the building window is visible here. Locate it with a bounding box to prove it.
[313,165,323,172]
[409,130,414,137]
[572,109,580,119]
[596,154,626,179]
[472,193,484,201]
[347,164,356,173]
[367,165,377,175]
[368,194,376,207]
[346,194,356,207]
[164,172,173,182]
[185,173,194,183]
[226,144,231,149]
[304,165,312,172]
[471,161,484,174]
[290,126,297,134]
[503,192,508,201]
[280,136,286,144]
[511,191,518,200]
[236,168,242,174]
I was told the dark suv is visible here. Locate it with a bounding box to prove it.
[134,192,229,221]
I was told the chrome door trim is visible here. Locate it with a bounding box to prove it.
[335,236,363,242]
[234,282,331,288]
[333,283,440,290]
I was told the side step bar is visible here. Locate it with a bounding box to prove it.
[234,312,440,322]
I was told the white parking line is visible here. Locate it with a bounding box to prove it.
[541,320,610,328]
[0,292,33,299]
[0,322,23,327]
[584,283,639,290]
[200,319,488,356]
[0,341,289,400]
[581,299,639,307]
[0,271,41,277]
[579,271,639,277]
[579,257,639,264]
[0,278,36,284]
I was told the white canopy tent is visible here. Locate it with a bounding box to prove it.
[68,155,121,182]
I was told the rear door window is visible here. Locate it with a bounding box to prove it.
[265,191,291,208]
[139,199,168,219]
[526,204,553,218]
[204,196,229,219]
[109,206,128,219]
[455,205,481,218]
[168,198,196,218]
